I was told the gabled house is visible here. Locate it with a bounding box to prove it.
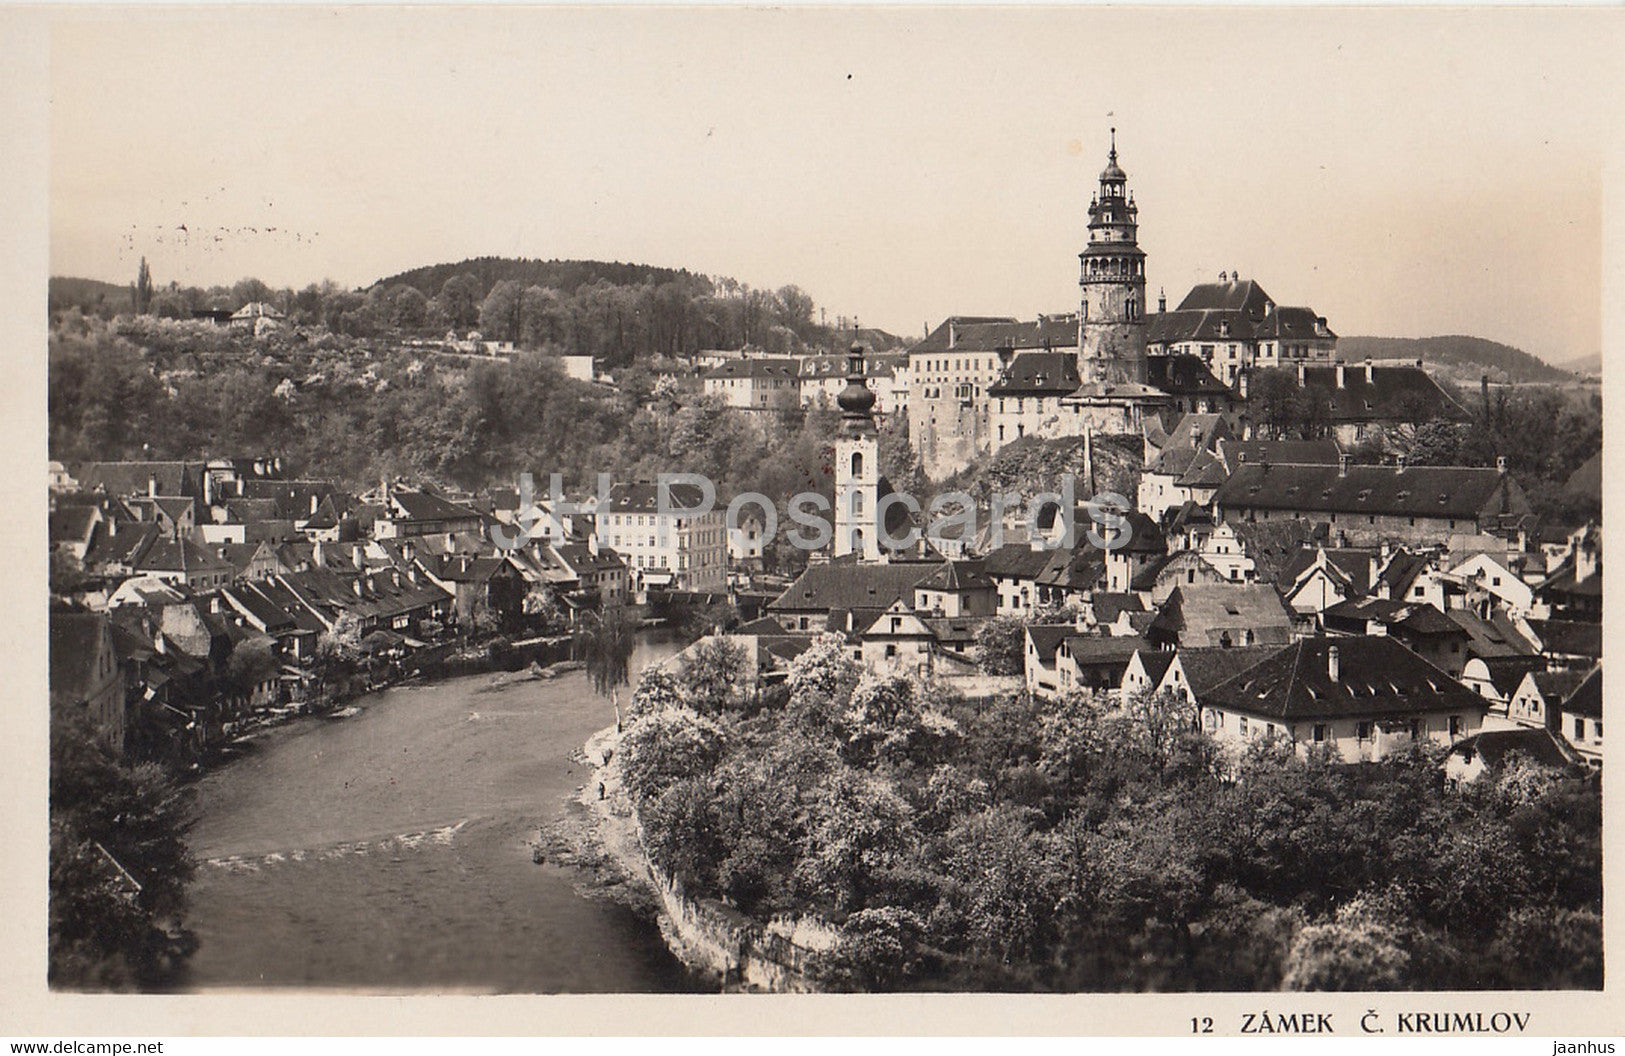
[1507,669,1589,736]
[1032,547,1106,610]
[912,559,995,617]
[1024,624,1073,699]
[1054,634,1148,698]
[1131,549,1230,605]
[1102,511,1167,594]
[1197,636,1486,763]
[1154,643,1280,714]
[1279,546,1376,615]
[547,541,629,608]
[1147,584,1294,650]
[129,535,236,592]
[1120,648,1176,700]
[1458,654,1545,718]
[860,600,936,676]
[1553,665,1602,768]
[1136,413,1230,521]
[768,560,940,633]
[1445,552,1533,617]
[416,553,529,629]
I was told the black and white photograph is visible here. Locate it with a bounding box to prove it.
[5,2,1622,1038]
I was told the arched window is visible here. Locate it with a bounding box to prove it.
[853,490,864,515]
[851,451,863,478]
[850,528,864,553]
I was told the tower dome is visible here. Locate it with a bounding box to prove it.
[1099,127,1126,181]
[838,342,877,431]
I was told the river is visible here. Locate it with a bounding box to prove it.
[182,636,705,992]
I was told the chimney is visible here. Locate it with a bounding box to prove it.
[1327,645,1340,682]
[588,531,600,557]
[1335,360,1346,388]
[1238,369,1250,399]
[148,475,158,497]
[352,578,363,598]
[1338,453,1351,478]
[1190,421,1203,444]
[391,568,401,589]
[1157,288,1167,313]
[313,540,325,567]
[1395,453,1407,473]
[947,321,957,349]
[1496,455,1508,475]
[310,493,320,516]
[1296,363,1307,386]
[1364,357,1374,384]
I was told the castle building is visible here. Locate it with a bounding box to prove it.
[904,131,1333,479]
[1145,275,1338,386]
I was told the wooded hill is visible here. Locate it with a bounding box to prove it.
[1338,335,1571,384]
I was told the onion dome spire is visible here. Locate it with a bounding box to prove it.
[838,341,877,434]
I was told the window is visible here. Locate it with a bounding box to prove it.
[1574,717,1585,740]
[1313,723,1328,743]
[1239,716,1250,737]
[1449,715,1463,737]
[1357,721,1373,741]
[851,451,863,478]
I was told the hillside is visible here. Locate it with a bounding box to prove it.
[374,256,703,297]
[1554,352,1602,377]
[1337,335,1569,384]
[49,276,133,315]
[935,433,1144,512]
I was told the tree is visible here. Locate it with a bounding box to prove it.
[133,257,153,315]
[573,605,635,699]
[616,706,729,807]
[50,711,196,989]
[1281,891,1414,991]
[679,637,750,714]
[479,280,525,343]
[973,615,1027,676]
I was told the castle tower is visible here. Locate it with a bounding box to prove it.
[1078,128,1148,387]
[833,342,881,562]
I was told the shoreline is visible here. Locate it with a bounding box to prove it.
[573,724,729,990]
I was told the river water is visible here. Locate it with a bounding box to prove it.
[182,637,703,992]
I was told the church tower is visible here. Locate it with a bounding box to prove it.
[833,342,881,562]
[1078,129,1148,387]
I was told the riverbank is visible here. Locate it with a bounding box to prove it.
[574,724,831,993]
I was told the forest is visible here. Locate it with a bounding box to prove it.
[614,637,1603,992]
[53,257,903,367]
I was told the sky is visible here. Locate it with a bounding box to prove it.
[47,7,1617,365]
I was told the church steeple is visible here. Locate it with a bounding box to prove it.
[834,341,880,561]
